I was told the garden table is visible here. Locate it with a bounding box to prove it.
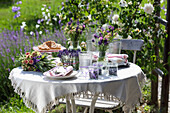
[9,63,145,113]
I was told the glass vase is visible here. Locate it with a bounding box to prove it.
[98,51,106,61]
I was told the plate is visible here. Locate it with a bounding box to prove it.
[33,46,66,52]
[44,71,78,79]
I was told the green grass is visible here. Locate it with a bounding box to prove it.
[0,0,64,31]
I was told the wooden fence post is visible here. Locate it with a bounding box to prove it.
[151,0,160,108]
[160,0,170,112]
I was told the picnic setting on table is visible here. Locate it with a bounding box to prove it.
[9,21,146,113]
[9,36,145,113]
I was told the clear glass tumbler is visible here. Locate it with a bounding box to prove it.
[108,41,122,54]
[79,51,92,72]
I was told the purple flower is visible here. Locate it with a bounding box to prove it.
[41,19,44,22]
[12,6,18,12]
[11,57,15,62]
[17,7,21,10]
[61,7,64,10]
[94,34,98,38]
[162,5,165,10]
[70,18,73,22]
[68,22,71,25]
[48,6,51,9]
[19,1,22,4]
[111,26,114,30]
[135,20,138,24]
[37,19,41,24]
[56,13,60,16]
[62,2,64,5]
[83,25,85,28]
[104,39,108,45]
[107,30,109,33]
[6,49,10,53]
[99,32,102,36]
[77,19,80,25]
[92,38,95,42]
[59,20,61,24]
[98,41,102,45]
[109,26,112,29]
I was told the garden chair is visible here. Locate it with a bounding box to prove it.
[59,39,144,113]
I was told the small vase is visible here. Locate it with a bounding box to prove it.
[72,41,81,50]
[98,51,106,61]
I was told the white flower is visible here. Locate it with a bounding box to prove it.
[143,3,154,14]
[119,0,128,7]
[115,34,122,39]
[46,9,49,12]
[46,21,49,24]
[53,17,57,21]
[102,24,109,30]
[127,35,132,39]
[135,28,141,32]
[87,15,91,21]
[48,13,50,17]
[42,12,46,16]
[20,25,25,29]
[30,31,34,35]
[36,24,40,28]
[39,31,42,34]
[50,23,53,26]
[128,1,132,5]
[22,22,26,26]
[112,14,119,22]
[41,8,45,11]
[117,22,125,27]
[45,16,48,20]
[106,5,108,8]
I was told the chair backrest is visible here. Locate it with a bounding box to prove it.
[120,39,144,63]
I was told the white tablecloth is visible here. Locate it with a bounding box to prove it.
[9,63,145,113]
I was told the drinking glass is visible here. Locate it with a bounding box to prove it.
[107,59,118,76]
[79,51,92,72]
[108,41,122,54]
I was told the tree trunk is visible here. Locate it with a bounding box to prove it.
[160,0,170,112]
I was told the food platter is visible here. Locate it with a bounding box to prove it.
[33,46,66,52]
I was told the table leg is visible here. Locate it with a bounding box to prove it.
[71,97,76,113]
[66,95,71,113]
[89,93,99,113]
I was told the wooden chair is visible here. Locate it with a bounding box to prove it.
[59,39,144,113]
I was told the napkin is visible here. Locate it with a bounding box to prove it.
[44,66,73,77]
[93,53,129,66]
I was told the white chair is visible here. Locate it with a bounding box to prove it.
[59,39,144,113]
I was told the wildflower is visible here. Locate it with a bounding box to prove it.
[45,16,48,20]
[128,1,132,5]
[18,1,22,4]
[12,6,18,12]
[102,24,109,30]
[30,31,34,36]
[87,15,92,21]
[46,9,49,12]
[37,19,41,24]
[115,34,122,39]
[41,8,45,11]
[92,38,95,42]
[119,0,128,7]
[50,23,53,26]
[26,52,30,55]
[48,13,50,17]
[143,3,154,14]
[53,17,57,21]
[42,12,46,16]
[112,14,119,22]
[39,31,42,34]
[127,35,132,39]
[36,24,40,28]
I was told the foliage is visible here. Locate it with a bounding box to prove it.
[0,28,67,102]
[15,51,55,72]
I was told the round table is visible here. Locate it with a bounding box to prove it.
[9,63,145,113]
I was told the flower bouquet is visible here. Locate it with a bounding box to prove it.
[92,26,116,61]
[15,51,55,72]
[56,49,81,70]
[64,20,86,49]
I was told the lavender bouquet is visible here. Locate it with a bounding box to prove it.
[15,51,55,72]
[92,26,115,61]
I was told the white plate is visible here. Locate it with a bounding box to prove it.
[44,71,78,79]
